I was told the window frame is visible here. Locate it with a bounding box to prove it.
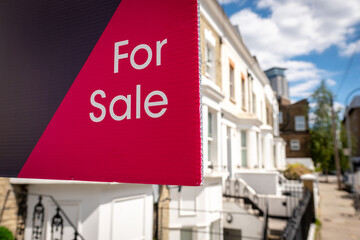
[290,139,300,151]
[229,60,235,102]
[205,42,215,81]
[241,73,246,111]
[279,112,283,124]
[241,131,247,167]
[295,115,306,131]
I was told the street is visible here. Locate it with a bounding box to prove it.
[319,176,360,240]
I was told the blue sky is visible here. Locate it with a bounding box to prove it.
[217,0,360,110]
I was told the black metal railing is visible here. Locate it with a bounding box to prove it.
[0,189,84,240]
[159,206,264,240]
[262,200,269,240]
[281,190,314,240]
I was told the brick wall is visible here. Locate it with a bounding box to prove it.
[0,178,18,236]
[281,133,311,158]
[279,99,311,158]
[280,99,309,133]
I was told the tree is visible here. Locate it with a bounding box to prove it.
[309,80,343,177]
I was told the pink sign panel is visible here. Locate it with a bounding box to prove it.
[0,0,202,185]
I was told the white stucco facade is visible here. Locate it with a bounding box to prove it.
[10,179,154,240]
[168,177,223,240]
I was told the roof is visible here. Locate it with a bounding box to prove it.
[349,95,360,110]
[264,67,287,78]
[264,67,287,72]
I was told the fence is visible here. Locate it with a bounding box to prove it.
[281,180,303,218]
[0,189,83,240]
[159,206,265,240]
[281,190,314,240]
[224,177,303,218]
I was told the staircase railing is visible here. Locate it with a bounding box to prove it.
[224,177,266,216]
[0,189,84,240]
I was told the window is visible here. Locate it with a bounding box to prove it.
[227,127,232,175]
[181,228,193,240]
[207,110,217,167]
[279,112,283,124]
[210,220,221,240]
[208,112,213,163]
[241,131,247,167]
[290,139,300,151]
[229,62,235,101]
[295,115,306,131]
[205,42,215,81]
[252,94,256,114]
[248,73,252,111]
[241,73,246,110]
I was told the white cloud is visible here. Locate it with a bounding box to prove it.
[217,0,246,5]
[289,79,320,99]
[280,61,326,82]
[339,39,360,57]
[230,0,360,64]
[334,101,345,112]
[309,102,317,109]
[326,79,337,86]
[229,0,360,99]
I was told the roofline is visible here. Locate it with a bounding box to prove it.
[200,0,270,86]
[264,67,287,72]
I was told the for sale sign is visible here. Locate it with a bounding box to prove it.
[0,0,202,185]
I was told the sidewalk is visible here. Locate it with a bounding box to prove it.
[318,176,360,240]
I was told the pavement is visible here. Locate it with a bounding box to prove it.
[318,175,360,240]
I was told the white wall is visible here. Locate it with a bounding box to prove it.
[168,177,223,240]
[235,171,280,195]
[274,139,286,170]
[262,132,275,170]
[22,183,153,240]
[223,201,263,239]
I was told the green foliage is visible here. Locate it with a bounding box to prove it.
[0,226,14,240]
[283,163,312,180]
[309,80,339,172]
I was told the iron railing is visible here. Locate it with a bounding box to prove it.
[223,177,266,217]
[281,190,314,240]
[0,189,84,240]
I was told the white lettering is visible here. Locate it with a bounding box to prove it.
[130,44,152,70]
[109,95,131,121]
[156,39,167,66]
[90,90,106,122]
[144,91,168,118]
[136,85,141,119]
[114,39,167,71]
[114,40,129,73]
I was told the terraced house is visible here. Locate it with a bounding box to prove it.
[0,1,316,240]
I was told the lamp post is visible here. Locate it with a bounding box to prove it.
[331,96,342,190]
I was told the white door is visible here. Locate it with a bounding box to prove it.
[111,196,146,240]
